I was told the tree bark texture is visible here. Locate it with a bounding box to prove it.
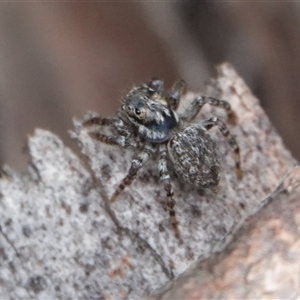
[0,63,297,299]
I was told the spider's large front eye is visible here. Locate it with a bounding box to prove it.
[135,108,141,115]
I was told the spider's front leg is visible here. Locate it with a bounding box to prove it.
[202,117,242,179]
[158,144,181,241]
[167,79,186,110]
[83,115,134,148]
[147,78,165,95]
[110,144,154,202]
[180,96,237,124]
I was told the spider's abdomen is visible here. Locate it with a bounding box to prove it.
[168,124,220,188]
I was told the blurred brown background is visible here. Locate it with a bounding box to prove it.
[0,2,299,171]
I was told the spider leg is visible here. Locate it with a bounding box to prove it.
[110,145,154,202]
[148,78,165,95]
[87,132,134,148]
[180,96,237,124]
[167,79,186,110]
[202,117,242,179]
[158,144,181,241]
[83,116,134,148]
[83,116,120,129]
[83,116,131,137]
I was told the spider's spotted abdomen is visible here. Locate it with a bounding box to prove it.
[168,124,220,189]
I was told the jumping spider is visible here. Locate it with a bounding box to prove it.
[83,79,242,240]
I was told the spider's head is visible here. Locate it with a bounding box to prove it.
[121,80,179,143]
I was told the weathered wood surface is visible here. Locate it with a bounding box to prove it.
[0,63,297,299]
[158,166,300,299]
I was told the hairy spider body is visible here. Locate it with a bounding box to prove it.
[168,125,220,189]
[83,79,242,240]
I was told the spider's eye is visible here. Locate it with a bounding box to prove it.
[135,108,141,115]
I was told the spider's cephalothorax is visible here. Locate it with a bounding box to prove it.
[121,80,180,143]
[83,78,242,241]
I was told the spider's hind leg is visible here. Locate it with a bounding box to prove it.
[158,144,181,241]
[202,117,242,180]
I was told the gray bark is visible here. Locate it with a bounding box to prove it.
[0,63,297,299]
